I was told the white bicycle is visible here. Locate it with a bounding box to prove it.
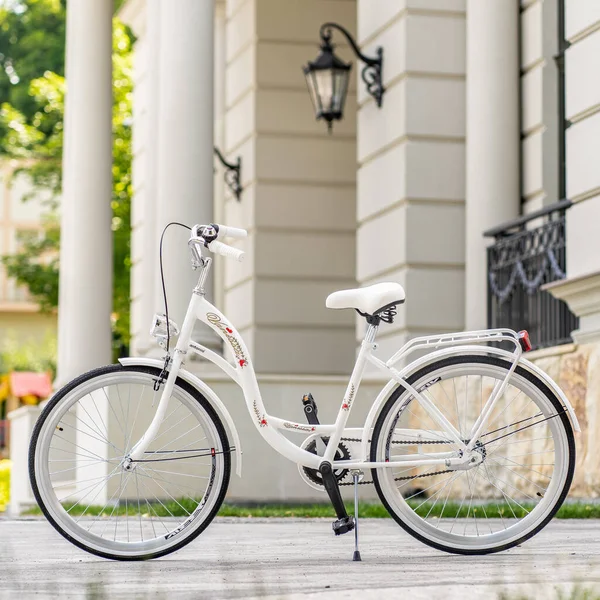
[29,223,578,561]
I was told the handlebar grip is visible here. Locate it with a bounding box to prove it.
[207,240,245,262]
[217,225,247,239]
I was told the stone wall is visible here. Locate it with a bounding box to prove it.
[533,342,600,498]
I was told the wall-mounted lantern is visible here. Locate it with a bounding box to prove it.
[303,22,385,132]
[213,147,242,202]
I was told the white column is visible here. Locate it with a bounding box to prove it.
[155,0,215,340]
[213,0,226,312]
[465,0,520,330]
[128,0,162,356]
[56,1,113,385]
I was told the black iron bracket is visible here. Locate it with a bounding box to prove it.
[319,22,385,107]
[214,146,242,202]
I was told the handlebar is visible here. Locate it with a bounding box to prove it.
[216,224,247,239]
[188,223,247,264]
[207,239,245,262]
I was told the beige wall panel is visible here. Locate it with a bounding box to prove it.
[521,65,543,133]
[405,203,464,265]
[256,0,356,44]
[254,182,355,231]
[255,279,355,327]
[407,0,465,10]
[566,31,600,120]
[224,232,254,289]
[358,82,405,163]
[253,326,356,374]
[224,278,254,330]
[357,143,406,221]
[566,112,600,200]
[226,0,248,19]
[226,44,255,108]
[224,183,255,230]
[521,1,543,70]
[522,129,543,200]
[566,0,600,41]
[257,42,357,92]
[405,140,465,200]
[225,91,255,151]
[358,0,405,44]
[226,0,255,62]
[358,140,465,222]
[256,88,357,137]
[566,195,600,278]
[255,136,356,184]
[405,14,466,75]
[357,205,406,282]
[405,267,464,330]
[255,230,355,279]
[405,77,465,137]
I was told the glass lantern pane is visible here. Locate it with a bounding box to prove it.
[314,69,334,112]
[305,71,323,115]
[331,69,349,114]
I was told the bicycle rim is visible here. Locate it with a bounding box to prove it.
[30,365,230,559]
[372,355,574,554]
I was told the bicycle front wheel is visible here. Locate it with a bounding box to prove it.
[371,354,575,554]
[29,364,231,560]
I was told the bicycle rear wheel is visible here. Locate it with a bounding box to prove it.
[371,354,575,554]
[29,364,230,560]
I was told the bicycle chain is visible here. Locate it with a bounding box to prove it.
[337,437,454,486]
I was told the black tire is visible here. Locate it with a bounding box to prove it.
[29,364,231,561]
[370,354,576,555]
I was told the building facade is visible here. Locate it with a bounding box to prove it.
[0,160,57,343]
[9,0,598,510]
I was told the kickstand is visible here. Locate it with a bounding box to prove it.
[352,470,362,562]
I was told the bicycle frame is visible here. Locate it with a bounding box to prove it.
[127,260,580,474]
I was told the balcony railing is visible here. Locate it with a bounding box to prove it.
[485,200,578,350]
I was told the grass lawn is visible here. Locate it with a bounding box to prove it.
[22,500,600,519]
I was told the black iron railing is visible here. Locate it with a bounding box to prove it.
[485,200,578,350]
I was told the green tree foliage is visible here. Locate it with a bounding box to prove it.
[0,0,66,123]
[0,4,133,358]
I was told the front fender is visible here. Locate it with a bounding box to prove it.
[360,345,580,461]
[118,357,242,476]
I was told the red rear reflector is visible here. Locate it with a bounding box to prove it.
[517,330,532,352]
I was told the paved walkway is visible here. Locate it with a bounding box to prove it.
[1,517,599,599]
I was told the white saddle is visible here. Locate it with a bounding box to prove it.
[326,282,405,315]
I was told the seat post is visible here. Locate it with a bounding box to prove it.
[364,323,379,344]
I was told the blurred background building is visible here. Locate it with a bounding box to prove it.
[3,0,600,510]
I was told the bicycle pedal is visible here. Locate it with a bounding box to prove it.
[332,515,355,536]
